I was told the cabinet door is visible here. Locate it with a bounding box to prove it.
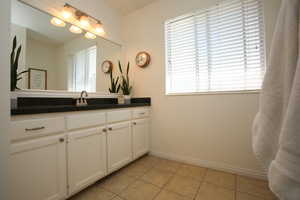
[67,127,107,196]
[132,118,150,160]
[10,134,67,200]
[107,122,132,173]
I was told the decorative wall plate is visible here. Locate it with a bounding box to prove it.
[101,60,113,73]
[135,51,151,68]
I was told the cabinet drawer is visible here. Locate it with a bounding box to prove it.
[66,112,106,130]
[11,117,65,141]
[133,109,150,119]
[107,110,131,123]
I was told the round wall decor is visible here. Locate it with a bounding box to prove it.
[101,60,113,73]
[135,51,151,68]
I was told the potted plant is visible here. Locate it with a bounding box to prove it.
[118,61,132,104]
[10,36,26,109]
[108,68,120,97]
[11,36,23,91]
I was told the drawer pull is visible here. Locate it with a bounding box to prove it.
[102,128,107,132]
[139,112,145,115]
[133,122,137,125]
[59,138,65,143]
[108,127,112,131]
[25,126,45,132]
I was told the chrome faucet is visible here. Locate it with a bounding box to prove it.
[76,90,88,106]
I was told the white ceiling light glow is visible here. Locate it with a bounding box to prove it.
[62,5,73,19]
[69,25,82,34]
[50,17,66,27]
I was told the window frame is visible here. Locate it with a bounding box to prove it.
[164,0,266,96]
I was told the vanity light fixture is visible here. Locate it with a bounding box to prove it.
[94,22,105,35]
[80,15,90,27]
[50,17,66,27]
[69,25,82,34]
[85,32,96,39]
[62,5,73,19]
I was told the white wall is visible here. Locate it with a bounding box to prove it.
[21,0,123,44]
[26,38,59,90]
[122,0,281,178]
[56,36,122,92]
[0,0,10,199]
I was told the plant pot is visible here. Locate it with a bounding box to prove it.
[124,95,131,104]
[117,95,125,104]
[109,93,119,98]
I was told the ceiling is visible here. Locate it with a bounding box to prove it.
[104,0,157,15]
[12,0,79,45]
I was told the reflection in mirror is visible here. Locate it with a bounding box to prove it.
[11,0,122,93]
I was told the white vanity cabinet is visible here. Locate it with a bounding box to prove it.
[107,121,132,173]
[67,127,107,196]
[10,107,150,200]
[132,118,150,160]
[10,134,67,200]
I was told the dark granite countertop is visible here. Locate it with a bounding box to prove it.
[11,97,151,115]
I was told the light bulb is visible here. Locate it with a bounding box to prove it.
[80,15,90,27]
[85,32,96,39]
[62,6,72,19]
[69,25,82,34]
[94,23,104,34]
[50,17,66,27]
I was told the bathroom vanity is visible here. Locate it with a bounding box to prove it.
[10,97,151,200]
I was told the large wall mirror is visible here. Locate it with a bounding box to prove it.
[11,0,122,93]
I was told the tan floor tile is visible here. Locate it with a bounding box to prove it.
[195,182,235,200]
[154,159,181,173]
[70,187,116,200]
[120,180,160,200]
[121,161,152,178]
[204,169,235,190]
[154,190,192,200]
[141,168,174,187]
[99,174,136,194]
[237,176,276,199]
[111,197,124,200]
[165,175,200,198]
[236,192,265,200]
[135,155,162,167]
[176,164,207,181]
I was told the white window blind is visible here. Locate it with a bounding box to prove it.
[165,0,265,94]
[72,46,97,92]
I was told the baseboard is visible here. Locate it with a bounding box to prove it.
[150,150,267,180]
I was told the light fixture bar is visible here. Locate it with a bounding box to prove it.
[64,3,102,25]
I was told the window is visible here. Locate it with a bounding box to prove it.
[165,0,265,94]
[72,46,97,92]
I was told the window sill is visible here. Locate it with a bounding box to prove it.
[165,90,261,96]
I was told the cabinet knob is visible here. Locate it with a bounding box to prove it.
[108,127,112,131]
[59,138,65,143]
[133,122,137,125]
[102,128,107,132]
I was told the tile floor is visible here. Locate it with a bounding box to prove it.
[69,155,278,200]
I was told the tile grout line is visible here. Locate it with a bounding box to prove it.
[193,168,208,200]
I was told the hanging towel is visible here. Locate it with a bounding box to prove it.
[253,0,300,199]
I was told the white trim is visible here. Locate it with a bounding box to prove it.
[165,89,260,96]
[150,150,267,180]
[11,90,118,98]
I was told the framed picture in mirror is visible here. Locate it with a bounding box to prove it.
[28,68,47,90]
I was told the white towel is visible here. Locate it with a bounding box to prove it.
[253,0,300,199]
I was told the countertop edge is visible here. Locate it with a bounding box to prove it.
[11,103,151,116]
